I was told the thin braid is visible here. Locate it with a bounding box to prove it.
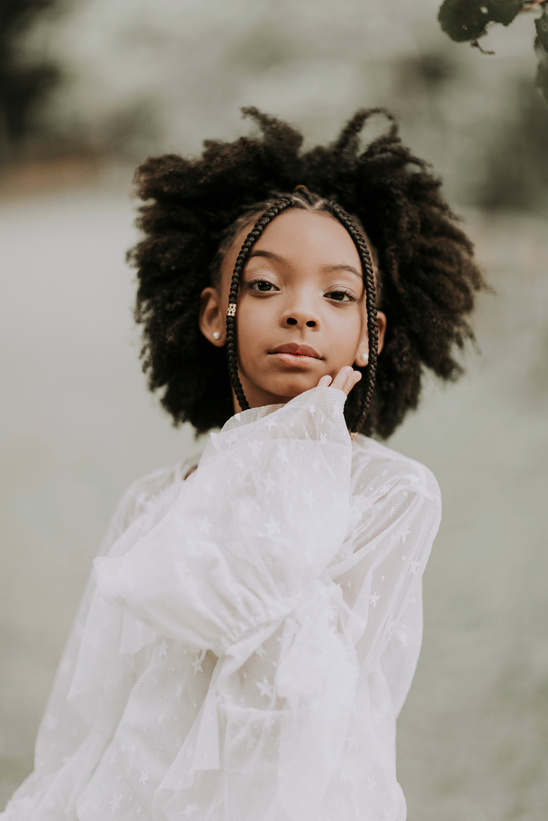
[328,202,379,433]
[225,197,294,411]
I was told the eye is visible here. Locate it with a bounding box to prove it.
[246,278,278,293]
[326,289,357,303]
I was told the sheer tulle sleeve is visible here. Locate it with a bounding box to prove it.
[92,386,440,821]
[31,465,184,767]
[94,387,357,820]
[331,440,441,682]
[0,462,194,821]
[95,387,352,654]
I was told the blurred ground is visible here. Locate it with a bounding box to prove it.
[0,173,546,820]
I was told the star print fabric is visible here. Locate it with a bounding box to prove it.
[1,386,441,821]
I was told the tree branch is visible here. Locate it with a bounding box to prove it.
[521,1,548,12]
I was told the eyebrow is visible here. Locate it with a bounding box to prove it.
[247,250,363,281]
[321,264,363,281]
[247,250,284,264]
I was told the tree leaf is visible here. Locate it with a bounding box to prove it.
[489,0,527,26]
[438,0,525,43]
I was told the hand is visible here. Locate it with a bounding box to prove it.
[317,366,362,397]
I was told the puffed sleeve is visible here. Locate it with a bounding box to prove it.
[2,463,189,820]
[330,440,442,711]
[94,387,359,820]
[332,443,441,674]
[33,467,181,766]
[94,386,353,655]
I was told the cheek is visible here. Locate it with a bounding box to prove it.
[336,311,366,353]
[235,303,268,351]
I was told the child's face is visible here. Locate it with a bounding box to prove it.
[200,209,386,411]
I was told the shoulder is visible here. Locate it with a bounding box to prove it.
[124,453,201,514]
[350,435,441,506]
[100,453,201,551]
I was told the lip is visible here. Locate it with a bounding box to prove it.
[269,343,322,359]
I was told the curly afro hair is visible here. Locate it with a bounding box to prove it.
[128,106,487,438]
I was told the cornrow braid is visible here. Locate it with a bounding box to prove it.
[225,197,294,411]
[327,202,379,433]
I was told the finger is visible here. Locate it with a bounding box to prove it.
[331,366,361,396]
[347,369,362,395]
[319,367,362,395]
[329,365,352,392]
[317,374,333,387]
[341,368,361,396]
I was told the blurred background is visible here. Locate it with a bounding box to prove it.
[1,1,547,819]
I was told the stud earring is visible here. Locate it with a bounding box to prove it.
[212,331,221,341]
[359,352,369,365]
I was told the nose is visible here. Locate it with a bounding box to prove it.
[284,315,317,328]
[281,298,319,329]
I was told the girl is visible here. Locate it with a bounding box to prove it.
[2,107,486,821]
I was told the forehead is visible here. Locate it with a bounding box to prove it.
[222,209,362,276]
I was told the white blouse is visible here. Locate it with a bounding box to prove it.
[2,386,441,821]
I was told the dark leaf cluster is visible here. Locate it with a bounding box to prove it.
[439,0,524,42]
[129,108,487,439]
[438,0,548,105]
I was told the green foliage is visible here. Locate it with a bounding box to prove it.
[438,0,524,42]
[438,0,548,106]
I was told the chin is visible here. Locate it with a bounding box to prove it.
[266,379,316,403]
[244,378,316,408]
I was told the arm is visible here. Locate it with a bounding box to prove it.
[28,463,186,779]
[94,380,360,820]
[334,454,441,677]
[94,384,353,655]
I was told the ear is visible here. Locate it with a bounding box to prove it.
[199,286,225,346]
[376,310,387,355]
[354,310,387,367]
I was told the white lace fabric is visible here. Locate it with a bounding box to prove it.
[2,386,441,821]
